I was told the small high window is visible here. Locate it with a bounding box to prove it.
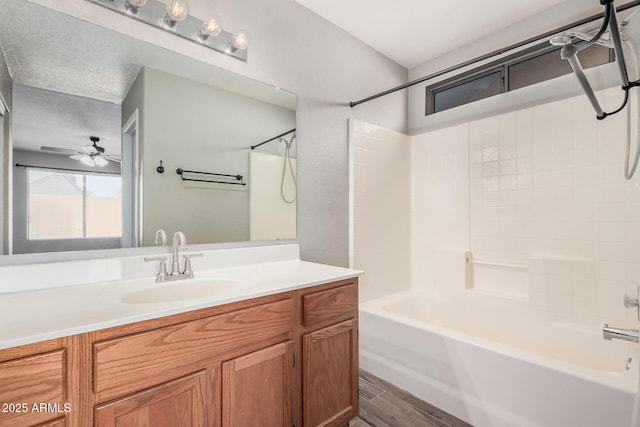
[426,42,613,115]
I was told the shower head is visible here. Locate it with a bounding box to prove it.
[549,31,614,48]
[279,136,295,149]
[560,43,605,118]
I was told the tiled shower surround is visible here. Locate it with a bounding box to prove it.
[352,86,640,328]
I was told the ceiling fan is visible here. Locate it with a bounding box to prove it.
[41,136,121,167]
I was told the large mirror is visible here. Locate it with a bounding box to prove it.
[0,0,297,256]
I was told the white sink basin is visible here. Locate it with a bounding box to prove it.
[121,278,243,304]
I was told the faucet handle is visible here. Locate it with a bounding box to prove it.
[144,255,168,262]
[182,252,203,278]
[144,255,169,282]
[624,285,639,321]
[183,252,204,258]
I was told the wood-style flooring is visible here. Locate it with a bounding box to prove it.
[350,370,473,427]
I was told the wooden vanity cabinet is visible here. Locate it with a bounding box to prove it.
[298,281,359,427]
[0,278,358,427]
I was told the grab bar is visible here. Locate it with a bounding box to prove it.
[465,256,528,270]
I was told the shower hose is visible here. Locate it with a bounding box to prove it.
[624,41,640,180]
[281,134,297,203]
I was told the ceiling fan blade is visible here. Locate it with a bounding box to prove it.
[69,154,86,160]
[103,155,122,163]
[94,156,109,167]
[41,146,81,154]
[81,144,98,154]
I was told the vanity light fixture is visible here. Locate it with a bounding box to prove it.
[228,30,251,52]
[124,0,146,15]
[87,0,249,61]
[198,15,223,41]
[163,0,190,29]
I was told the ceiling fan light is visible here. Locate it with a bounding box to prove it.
[79,156,96,167]
[94,156,109,167]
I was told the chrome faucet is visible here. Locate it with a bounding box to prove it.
[154,229,167,246]
[603,324,639,343]
[602,287,640,343]
[171,231,187,276]
[144,231,203,282]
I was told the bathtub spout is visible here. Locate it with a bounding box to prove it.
[602,324,639,343]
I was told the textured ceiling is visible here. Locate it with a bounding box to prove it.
[295,0,573,69]
[12,84,122,155]
[1,0,295,153]
[0,0,142,104]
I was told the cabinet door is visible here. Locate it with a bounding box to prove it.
[0,350,66,427]
[94,371,207,427]
[303,319,358,427]
[222,341,292,427]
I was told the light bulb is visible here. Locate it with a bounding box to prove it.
[198,15,223,40]
[229,30,250,52]
[80,156,96,167]
[124,0,147,14]
[164,0,190,29]
[94,156,109,167]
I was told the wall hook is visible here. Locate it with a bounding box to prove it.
[156,160,165,174]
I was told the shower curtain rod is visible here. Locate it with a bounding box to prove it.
[250,128,296,150]
[15,163,119,175]
[349,0,640,108]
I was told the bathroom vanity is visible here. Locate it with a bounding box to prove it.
[0,245,360,427]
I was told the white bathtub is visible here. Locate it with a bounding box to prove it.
[359,291,640,427]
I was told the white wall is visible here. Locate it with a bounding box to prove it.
[411,124,469,296]
[349,119,410,302]
[32,0,408,267]
[249,151,297,240]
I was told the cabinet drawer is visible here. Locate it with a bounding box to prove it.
[0,350,66,427]
[94,298,292,395]
[302,283,357,327]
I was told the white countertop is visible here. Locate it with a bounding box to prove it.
[0,245,361,350]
